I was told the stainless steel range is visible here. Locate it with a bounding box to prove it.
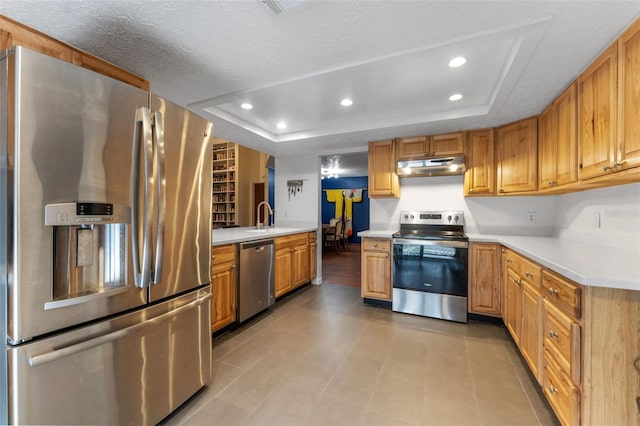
[392,211,468,323]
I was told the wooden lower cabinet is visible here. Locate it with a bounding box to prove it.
[211,245,237,332]
[275,233,311,298]
[468,242,501,315]
[503,248,543,383]
[543,350,581,426]
[308,231,317,281]
[360,238,392,301]
[503,246,640,426]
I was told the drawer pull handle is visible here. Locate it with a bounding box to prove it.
[634,356,640,373]
[548,386,558,394]
[525,272,533,278]
[506,258,512,264]
[548,331,558,338]
[548,288,559,295]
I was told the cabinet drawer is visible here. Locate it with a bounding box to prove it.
[542,270,581,319]
[212,245,235,265]
[503,249,541,289]
[275,234,307,250]
[362,238,391,252]
[543,349,581,426]
[543,300,581,385]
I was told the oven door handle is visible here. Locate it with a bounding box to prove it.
[393,238,468,248]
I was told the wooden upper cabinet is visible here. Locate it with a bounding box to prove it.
[497,117,538,193]
[0,15,149,90]
[539,82,578,190]
[578,43,617,180]
[430,132,464,156]
[368,140,400,198]
[396,132,463,161]
[464,129,495,196]
[396,136,429,160]
[617,18,640,172]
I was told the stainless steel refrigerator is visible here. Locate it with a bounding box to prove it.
[0,46,213,425]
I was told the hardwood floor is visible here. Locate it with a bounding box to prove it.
[322,242,360,287]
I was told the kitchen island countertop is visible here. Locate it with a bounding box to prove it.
[213,226,318,246]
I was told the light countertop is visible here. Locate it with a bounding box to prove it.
[213,226,317,246]
[357,229,639,291]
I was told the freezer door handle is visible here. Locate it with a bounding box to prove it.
[28,293,211,368]
[151,110,166,285]
[131,107,154,288]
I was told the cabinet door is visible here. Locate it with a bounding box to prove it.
[578,44,617,179]
[430,132,464,156]
[554,82,578,186]
[497,117,538,193]
[469,243,501,316]
[368,140,400,198]
[309,241,317,281]
[275,248,293,298]
[464,129,495,196]
[396,136,429,160]
[521,280,542,382]
[505,269,522,345]
[361,251,391,300]
[618,19,640,171]
[211,261,236,332]
[0,17,73,62]
[291,243,309,288]
[539,103,557,188]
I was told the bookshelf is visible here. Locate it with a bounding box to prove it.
[212,138,237,228]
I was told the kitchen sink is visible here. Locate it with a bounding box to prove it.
[245,228,282,233]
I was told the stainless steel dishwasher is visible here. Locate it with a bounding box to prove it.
[238,239,275,322]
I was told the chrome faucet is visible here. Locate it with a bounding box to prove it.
[256,201,274,229]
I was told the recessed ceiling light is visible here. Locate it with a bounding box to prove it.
[240,103,253,110]
[341,98,353,107]
[448,56,467,68]
[277,121,287,129]
[449,94,463,101]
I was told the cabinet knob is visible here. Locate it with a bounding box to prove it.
[548,288,559,296]
[603,165,613,171]
[373,243,378,247]
[232,264,236,269]
[548,386,558,394]
[385,254,389,258]
[498,188,505,193]
[633,356,640,373]
[548,330,558,338]
[613,161,625,169]
[547,181,554,186]
[506,258,512,264]
[525,272,533,278]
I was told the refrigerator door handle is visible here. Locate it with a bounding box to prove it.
[28,293,211,368]
[151,110,166,285]
[131,107,154,288]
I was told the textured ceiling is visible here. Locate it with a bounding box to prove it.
[1,1,639,170]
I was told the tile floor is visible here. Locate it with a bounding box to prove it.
[162,284,559,426]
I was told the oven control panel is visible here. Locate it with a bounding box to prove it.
[399,211,464,226]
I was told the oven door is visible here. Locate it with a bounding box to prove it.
[392,238,468,297]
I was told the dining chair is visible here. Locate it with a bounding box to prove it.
[325,219,343,252]
[341,219,349,250]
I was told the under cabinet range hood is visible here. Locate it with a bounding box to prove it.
[397,156,466,177]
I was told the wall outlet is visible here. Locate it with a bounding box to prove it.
[593,212,601,228]
[527,211,536,223]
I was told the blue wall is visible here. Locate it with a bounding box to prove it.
[321,176,369,243]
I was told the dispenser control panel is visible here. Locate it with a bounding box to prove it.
[45,202,131,225]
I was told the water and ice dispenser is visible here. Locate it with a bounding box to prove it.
[44,202,130,308]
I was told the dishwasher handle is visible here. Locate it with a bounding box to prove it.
[241,239,274,250]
